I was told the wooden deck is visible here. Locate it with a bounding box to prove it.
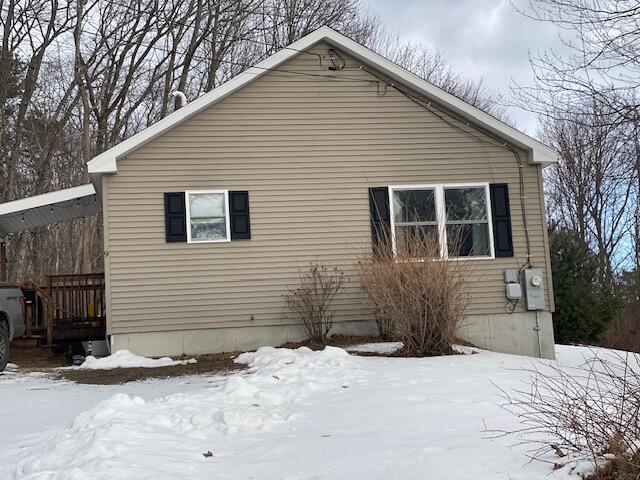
[23,273,106,345]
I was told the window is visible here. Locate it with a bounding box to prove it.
[389,184,494,259]
[444,187,491,257]
[392,187,439,256]
[185,190,230,243]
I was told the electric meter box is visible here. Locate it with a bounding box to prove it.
[504,269,519,284]
[505,282,522,300]
[524,268,545,311]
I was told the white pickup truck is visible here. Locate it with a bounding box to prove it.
[0,284,25,371]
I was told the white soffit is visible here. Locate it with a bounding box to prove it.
[87,26,558,175]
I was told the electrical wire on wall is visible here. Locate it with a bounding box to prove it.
[357,65,534,271]
[505,297,519,314]
[327,48,346,71]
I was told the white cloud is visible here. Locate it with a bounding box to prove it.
[363,0,566,135]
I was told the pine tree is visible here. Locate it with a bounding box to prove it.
[550,227,622,344]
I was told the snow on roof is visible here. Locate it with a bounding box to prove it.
[87,26,558,176]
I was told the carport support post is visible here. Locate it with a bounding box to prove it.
[0,238,6,282]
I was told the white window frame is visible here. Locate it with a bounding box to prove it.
[389,183,495,260]
[185,189,231,244]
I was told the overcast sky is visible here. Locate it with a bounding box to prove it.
[362,0,564,135]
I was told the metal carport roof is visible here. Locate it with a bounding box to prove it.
[0,184,102,237]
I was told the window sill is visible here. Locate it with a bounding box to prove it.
[186,238,231,244]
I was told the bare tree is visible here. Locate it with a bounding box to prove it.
[258,0,370,47]
[0,0,76,203]
[370,31,512,123]
[515,0,640,300]
[541,101,637,284]
[514,0,640,126]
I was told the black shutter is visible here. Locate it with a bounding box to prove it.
[368,187,391,252]
[490,183,513,257]
[164,192,187,242]
[230,191,251,240]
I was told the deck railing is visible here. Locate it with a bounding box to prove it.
[45,273,106,344]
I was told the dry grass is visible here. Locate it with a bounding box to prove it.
[358,231,472,357]
[6,339,244,385]
[56,352,244,385]
[589,450,640,480]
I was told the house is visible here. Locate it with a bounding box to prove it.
[0,27,557,359]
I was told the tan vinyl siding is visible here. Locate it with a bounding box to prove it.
[104,42,551,335]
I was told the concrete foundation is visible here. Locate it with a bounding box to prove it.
[110,320,378,357]
[458,311,556,359]
[111,311,556,360]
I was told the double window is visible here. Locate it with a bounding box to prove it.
[185,190,230,243]
[389,183,494,259]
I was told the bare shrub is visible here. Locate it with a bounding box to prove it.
[491,351,640,479]
[284,262,345,344]
[359,230,472,357]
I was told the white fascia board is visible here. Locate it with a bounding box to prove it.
[0,183,96,216]
[87,26,557,174]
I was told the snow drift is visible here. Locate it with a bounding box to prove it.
[4,345,621,480]
[10,346,355,479]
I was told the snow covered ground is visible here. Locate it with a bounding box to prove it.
[0,345,611,479]
[346,341,403,354]
[61,349,197,370]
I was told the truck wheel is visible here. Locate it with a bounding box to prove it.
[0,324,9,372]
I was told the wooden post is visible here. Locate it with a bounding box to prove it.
[0,239,7,283]
[46,276,53,346]
[25,297,33,338]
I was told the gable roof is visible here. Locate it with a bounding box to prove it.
[87,26,557,175]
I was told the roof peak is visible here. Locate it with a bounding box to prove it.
[88,26,557,175]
